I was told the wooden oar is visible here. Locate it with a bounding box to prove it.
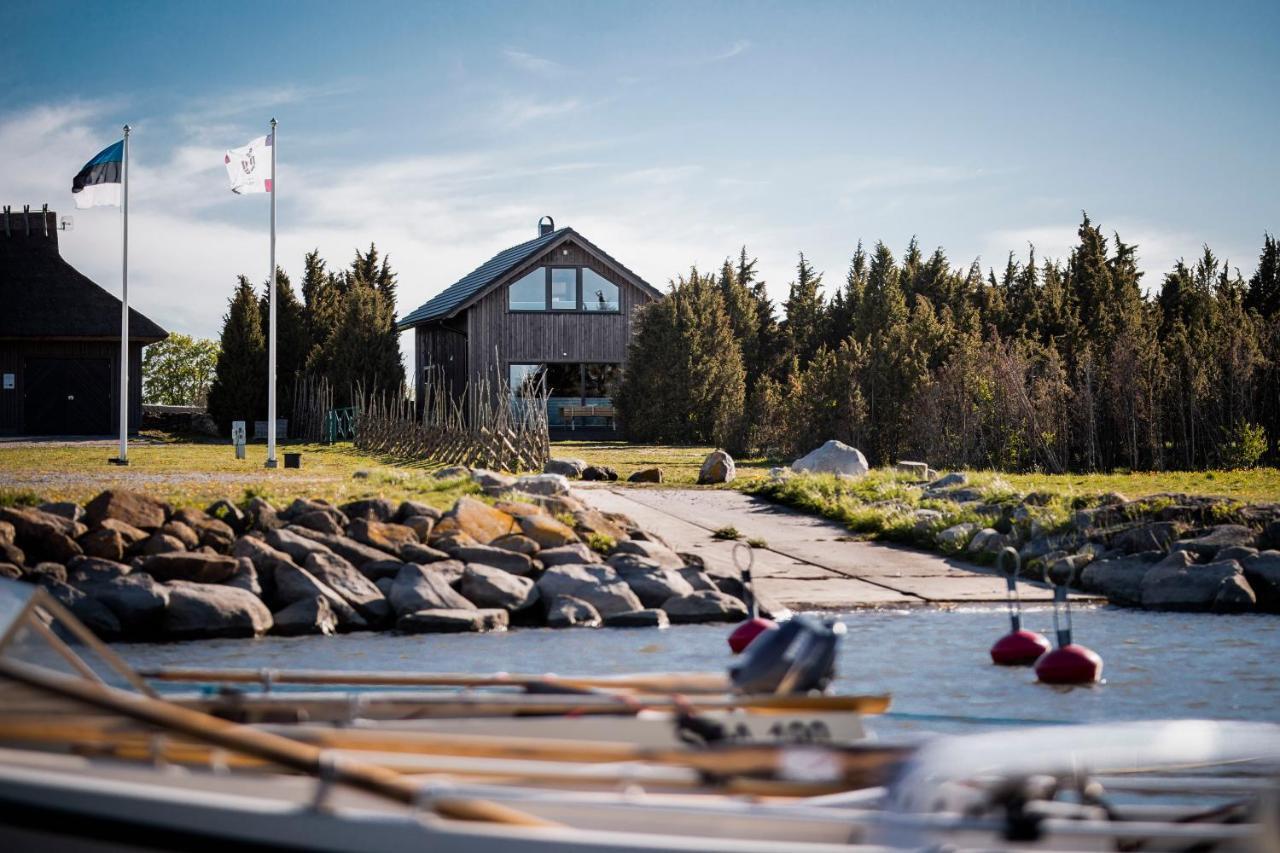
[0,657,560,827]
[138,666,734,696]
[186,689,891,720]
[0,715,909,785]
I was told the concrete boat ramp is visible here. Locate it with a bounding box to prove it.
[578,488,1096,611]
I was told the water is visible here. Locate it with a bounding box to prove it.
[112,605,1280,740]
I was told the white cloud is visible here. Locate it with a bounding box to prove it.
[709,40,751,62]
[502,49,562,76]
[494,95,583,127]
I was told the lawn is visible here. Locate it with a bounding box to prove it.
[1,434,1275,510]
[551,441,773,486]
[0,436,478,510]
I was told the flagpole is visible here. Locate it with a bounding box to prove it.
[110,124,131,466]
[265,118,278,469]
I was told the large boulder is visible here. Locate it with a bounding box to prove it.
[395,501,441,524]
[1079,552,1165,606]
[244,497,282,533]
[661,590,749,624]
[67,555,132,584]
[1171,525,1258,559]
[517,515,578,549]
[459,565,539,611]
[205,499,246,535]
[397,608,508,634]
[347,519,421,560]
[159,520,200,550]
[98,518,148,548]
[172,509,236,552]
[627,467,663,484]
[281,498,346,526]
[285,525,401,568]
[271,561,365,629]
[491,534,540,555]
[401,515,435,542]
[0,520,13,547]
[435,497,519,544]
[389,564,475,616]
[1242,551,1280,612]
[936,523,978,552]
[0,507,83,563]
[697,450,735,485]
[791,440,869,477]
[272,596,339,636]
[1140,559,1256,612]
[304,552,391,625]
[339,498,397,523]
[359,558,410,582]
[85,490,168,531]
[223,557,262,597]
[543,458,586,479]
[514,473,571,497]
[1112,522,1185,554]
[545,595,601,628]
[139,552,239,584]
[78,527,127,561]
[292,510,345,535]
[581,465,618,482]
[266,527,334,563]
[539,544,599,567]
[162,581,272,640]
[454,544,536,577]
[76,573,170,634]
[38,502,84,523]
[140,533,187,556]
[37,579,122,639]
[535,565,643,616]
[471,469,518,494]
[610,556,695,607]
[610,539,683,569]
[231,536,296,599]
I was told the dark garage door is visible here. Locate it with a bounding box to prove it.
[23,357,112,435]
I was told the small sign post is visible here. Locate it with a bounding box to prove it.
[231,420,246,460]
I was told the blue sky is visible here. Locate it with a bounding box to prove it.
[4,0,1278,343]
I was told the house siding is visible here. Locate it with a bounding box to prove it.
[464,239,653,386]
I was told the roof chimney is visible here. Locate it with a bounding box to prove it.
[538,215,555,237]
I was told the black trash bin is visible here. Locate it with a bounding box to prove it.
[284,452,302,469]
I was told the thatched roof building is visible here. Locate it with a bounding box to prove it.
[0,205,167,435]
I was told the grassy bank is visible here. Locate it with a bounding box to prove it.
[0,436,477,510]
[744,466,1280,556]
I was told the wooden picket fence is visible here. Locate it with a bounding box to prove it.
[294,370,550,472]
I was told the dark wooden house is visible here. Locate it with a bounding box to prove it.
[0,205,167,436]
[398,217,661,429]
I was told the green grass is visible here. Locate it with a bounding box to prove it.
[0,437,478,511]
[711,525,741,540]
[744,465,1279,558]
[550,441,772,486]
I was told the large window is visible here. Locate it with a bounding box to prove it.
[506,266,621,313]
[507,268,546,311]
[582,269,619,312]
[550,268,578,310]
[509,362,622,427]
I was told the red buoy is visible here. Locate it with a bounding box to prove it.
[1035,644,1103,684]
[990,548,1049,666]
[990,628,1051,666]
[728,616,776,654]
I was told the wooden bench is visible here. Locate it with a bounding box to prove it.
[559,404,616,430]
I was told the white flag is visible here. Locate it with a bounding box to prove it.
[224,134,273,194]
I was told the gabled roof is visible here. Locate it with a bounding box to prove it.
[0,208,167,342]
[398,226,659,329]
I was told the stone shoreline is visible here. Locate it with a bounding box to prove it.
[0,472,759,642]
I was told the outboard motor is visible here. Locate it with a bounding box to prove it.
[729,614,845,694]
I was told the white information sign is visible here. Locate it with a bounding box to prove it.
[2,374,13,390]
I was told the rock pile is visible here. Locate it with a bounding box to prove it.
[0,480,752,642]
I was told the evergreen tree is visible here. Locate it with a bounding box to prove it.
[780,253,826,368]
[207,276,266,430]
[826,242,866,348]
[257,268,312,422]
[1246,233,1280,319]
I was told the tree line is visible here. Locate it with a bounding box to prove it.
[206,244,404,431]
[617,216,1279,472]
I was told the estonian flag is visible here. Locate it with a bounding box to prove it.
[72,140,124,209]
